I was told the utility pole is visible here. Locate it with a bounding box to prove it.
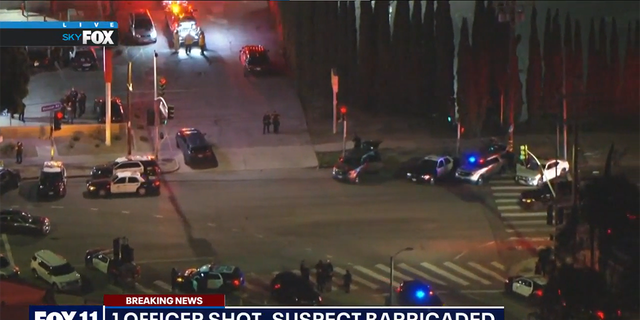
[342,114,347,157]
[153,51,159,159]
[126,62,133,156]
[331,68,339,135]
[562,39,569,160]
[104,48,112,146]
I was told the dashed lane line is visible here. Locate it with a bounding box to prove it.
[1,234,15,267]
[90,208,98,211]
[207,223,216,227]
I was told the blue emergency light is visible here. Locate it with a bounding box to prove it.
[468,156,477,164]
[447,116,452,122]
[415,290,426,299]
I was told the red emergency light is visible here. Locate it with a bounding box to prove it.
[340,106,347,114]
[55,111,64,119]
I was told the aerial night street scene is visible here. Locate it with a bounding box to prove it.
[0,1,638,320]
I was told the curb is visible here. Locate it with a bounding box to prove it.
[508,257,538,276]
[159,159,180,174]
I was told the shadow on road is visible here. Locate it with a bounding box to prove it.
[160,175,218,260]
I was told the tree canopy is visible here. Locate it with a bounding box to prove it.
[0,47,30,114]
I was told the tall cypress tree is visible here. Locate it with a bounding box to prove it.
[346,1,358,106]
[541,8,553,115]
[373,0,392,111]
[457,18,475,135]
[621,22,636,114]
[471,0,490,132]
[434,0,455,115]
[410,0,423,112]
[586,19,598,112]
[550,9,563,115]
[526,6,543,122]
[0,48,30,114]
[422,1,437,114]
[609,17,621,115]
[357,1,376,110]
[563,13,574,107]
[507,33,524,124]
[573,20,584,115]
[391,0,412,112]
[597,17,609,114]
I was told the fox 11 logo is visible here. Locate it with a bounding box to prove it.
[33,311,99,320]
[62,30,118,46]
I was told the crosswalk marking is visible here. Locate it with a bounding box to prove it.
[135,283,158,294]
[493,192,521,197]
[354,265,399,287]
[443,262,491,285]
[420,262,469,286]
[491,185,535,191]
[153,280,172,291]
[501,212,547,217]
[491,262,505,271]
[375,264,413,282]
[397,263,446,286]
[497,205,522,210]
[495,199,517,203]
[291,270,337,291]
[333,267,368,290]
[467,263,505,282]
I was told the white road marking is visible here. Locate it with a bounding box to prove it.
[491,262,505,270]
[460,289,503,293]
[491,186,535,191]
[493,192,521,197]
[122,211,130,214]
[135,283,158,294]
[154,215,163,218]
[291,270,337,291]
[375,264,413,282]
[254,234,263,238]
[208,223,216,227]
[244,281,268,294]
[454,250,467,260]
[467,262,506,282]
[90,208,98,211]
[443,262,491,285]
[505,228,553,233]
[420,262,469,286]
[354,265,399,287]
[336,267,374,289]
[154,280,172,291]
[51,206,64,209]
[479,241,495,247]
[497,205,522,210]
[495,199,517,203]
[397,263,446,286]
[501,212,546,217]
[1,234,15,266]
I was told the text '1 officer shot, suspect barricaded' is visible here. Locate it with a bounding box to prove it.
[0,21,119,47]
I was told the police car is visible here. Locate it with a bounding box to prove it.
[405,155,455,184]
[84,248,140,282]
[239,45,271,75]
[396,280,443,306]
[37,161,67,198]
[504,274,547,299]
[91,155,160,180]
[174,264,244,293]
[86,172,160,198]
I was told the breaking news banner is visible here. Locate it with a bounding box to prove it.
[29,295,505,320]
[0,21,119,47]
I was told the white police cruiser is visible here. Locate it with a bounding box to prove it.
[37,161,67,198]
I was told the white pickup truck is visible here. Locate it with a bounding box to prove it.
[515,159,570,186]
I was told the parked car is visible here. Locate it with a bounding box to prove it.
[455,154,505,185]
[95,97,125,123]
[332,140,383,184]
[405,155,455,184]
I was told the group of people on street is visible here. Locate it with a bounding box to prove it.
[262,111,281,134]
[173,28,206,55]
[300,259,352,293]
[3,102,26,122]
[60,87,87,123]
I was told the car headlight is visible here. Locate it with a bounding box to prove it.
[150,30,157,38]
[88,186,96,191]
[39,185,43,189]
[406,172,412,177]
[34,61,40,66]
[348,170,357,177]
[421,175,431,180]
[176,277,184,282]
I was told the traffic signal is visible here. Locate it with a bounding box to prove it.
[167,104,175,120]
[158,77,167,98]
[339,106,347,121]
[53,111,63,131]
[519,145,528,161]
[556,208,564,225]
[546,205,554,226]
[147,108,155,126]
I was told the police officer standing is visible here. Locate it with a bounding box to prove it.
[300,260,310,283]
[199,32,206,55]
[170,267,178,292]
[78,92,87,118]
[184,29,195,55]
[343,269,352,293]
[352,134,362,149]
[16,141,23,164]
[173,30,180,54]
[262,113,271,134]
[324,259,334,292]
[271,111,280,134]
[315,260,324,292]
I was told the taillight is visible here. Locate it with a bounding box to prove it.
[534,289,543,297]
[617,310,621,317]
[274,284,280,289]
[153,181,160,186]
[395,288,401,293]
[233,280,240,286]
[595,311,604,319]
[429,291,433,296]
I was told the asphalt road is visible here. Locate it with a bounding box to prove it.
[0,174,533,316]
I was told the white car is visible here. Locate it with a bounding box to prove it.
[406,155,455,184]
[175,264,244,292]
[84,249,140,279]
[30,250,82,292]
[86,172,161,197]
[0,254,19,278]
[505,275,547,298]
[515,159,570,186]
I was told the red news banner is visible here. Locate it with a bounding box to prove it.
[104,294,226,307]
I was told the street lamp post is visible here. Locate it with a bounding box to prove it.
[389,247,414,306]
[153,51,160,159]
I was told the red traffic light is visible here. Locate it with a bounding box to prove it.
[55,111,64,119]
[340,106,347,114]
[159,77,167,85]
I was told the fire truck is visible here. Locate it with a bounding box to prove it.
[165,2,200,43]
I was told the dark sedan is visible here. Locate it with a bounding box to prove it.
[0,209,51,235]
[95,98,125,123]
[0,168,21,195]
[71,50,98,71]
[520,180,573,210]
[270,271,322,306]
[396,280,444,306]
[37,171,67,199]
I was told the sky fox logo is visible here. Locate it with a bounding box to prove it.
[62,30,115,45]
